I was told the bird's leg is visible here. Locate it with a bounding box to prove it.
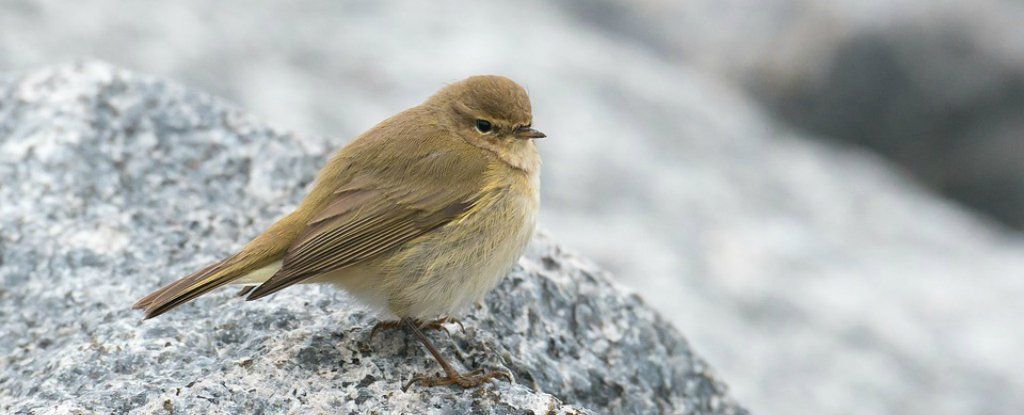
[369,315,462,342]
[401,318,510,390]
[369,320,405,341]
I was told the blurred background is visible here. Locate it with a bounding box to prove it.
[2,1,1022,414]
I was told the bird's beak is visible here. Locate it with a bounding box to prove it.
[515,127,546,140]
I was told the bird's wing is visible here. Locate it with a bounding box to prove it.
[245,150,489,301]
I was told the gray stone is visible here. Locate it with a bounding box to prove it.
[3,3,1024,415]
[554,0,1024,229]
[0,62,746,415]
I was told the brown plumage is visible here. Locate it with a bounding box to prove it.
[134,75,544,389]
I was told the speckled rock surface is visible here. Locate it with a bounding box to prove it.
[0,62,746,415]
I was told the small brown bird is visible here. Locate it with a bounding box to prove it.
[133,75,544,389]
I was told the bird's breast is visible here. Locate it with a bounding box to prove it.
[382,170,539,319]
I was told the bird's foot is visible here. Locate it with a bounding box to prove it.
[403,368,511,391]
[370,316,463,342]
[428,316,465,334]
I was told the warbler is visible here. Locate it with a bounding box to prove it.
[134,75,544,389]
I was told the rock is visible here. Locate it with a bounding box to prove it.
[0,62,747,415]
[554,0,1024,229]
[3,3,1024,415]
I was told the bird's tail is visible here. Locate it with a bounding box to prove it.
[133,212,304,319]
[132,255,284,319]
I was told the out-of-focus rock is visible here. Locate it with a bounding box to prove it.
[0,62,745,415]
[557,0,1024,229]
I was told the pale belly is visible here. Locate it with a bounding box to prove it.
[378,187,538,319]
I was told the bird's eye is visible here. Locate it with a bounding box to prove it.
[475,119,493,133]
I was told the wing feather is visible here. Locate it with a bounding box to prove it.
[244,120,492,301]
[244,185,481,301]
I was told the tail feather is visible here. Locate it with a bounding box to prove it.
[134,203,308,319]
[135,253,288,319]
[135,255,256,319]
[132,261,224,311]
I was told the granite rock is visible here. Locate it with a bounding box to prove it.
[3,3,1024,415]
[0,62,746,415]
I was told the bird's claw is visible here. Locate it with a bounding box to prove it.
[370,317,462,342]
[402,369,511,391]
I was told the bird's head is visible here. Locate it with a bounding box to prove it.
[426,75,544,171]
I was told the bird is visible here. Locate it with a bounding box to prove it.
[133,75,545,389]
